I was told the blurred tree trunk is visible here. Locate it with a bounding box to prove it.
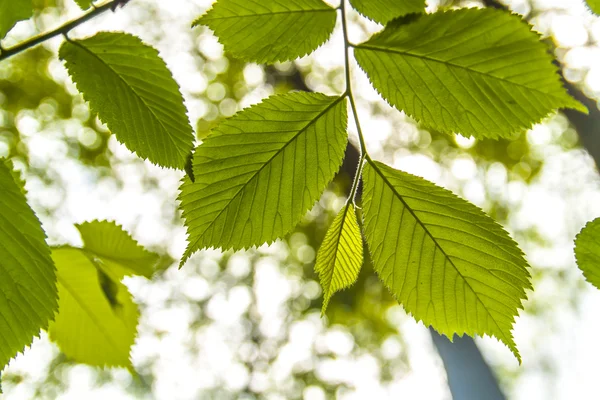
[430,331,506,400]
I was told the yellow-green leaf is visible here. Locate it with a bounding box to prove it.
[574,217,600,289]
[362,160,531,362]
[48,248,138,369]
[0,160,58,370]
[587,0,600,14]
[354,8,586,139]
[59,32,195,169]
[349,0,425,25]
[76,220,172,279]
[179,92,348,263]
[315,203,363,313]
[0,0,32,39]
[193,0,337,63]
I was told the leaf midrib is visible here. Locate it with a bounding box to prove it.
[69,40,188,165]
[355,43,563,99]
[188,95,345,250]
[367,160,512,343]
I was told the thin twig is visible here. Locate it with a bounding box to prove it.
[0,0,124,62]
[340,0,368,203]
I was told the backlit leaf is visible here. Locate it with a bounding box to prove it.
[59,32,194,169]
[179,92,347,264]
[362,160,531,362]
[76,221,172,279]
[73,0,92,10]
[574,217,600,289]
[587,0,600,14]
[354,8,586,139]
[48,248,138,368]
[315,203,363,313]
[0,0,32,39]
[0,160,57,370]
[349,0,425,25]
[193,0,337,63]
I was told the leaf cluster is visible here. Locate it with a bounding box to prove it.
[0,0,599,379]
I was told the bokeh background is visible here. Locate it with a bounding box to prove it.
[1,0,600,398]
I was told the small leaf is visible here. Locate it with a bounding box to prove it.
[575,217,600,289]
[349,0,425,25]
[73,0,92,10]
[59,32,195,169]
[193,0,337,63]
[354,8,586,139]
[179,92,348,264]
[76,220,172,279]
[0,0,32,40]
[587,0,600,14]
[315,203,363,313]
[48,247,139,368]
[362,160,531,362]
[0,159,58,370]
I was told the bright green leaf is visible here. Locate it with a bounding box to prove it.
[179,92,348,264]
[0,160,57,370]
[349,0,425,25]
[0,0,32,39]
[315,203,363,313]
[362,160,531,362]
[574,217,600,289]
[48,247,138,368]
[76,221,172,279]
[587,0,600,14]
[193,0,337,63]
[354,8,586,139]
[59,32,194,169]
[73,0,92,10]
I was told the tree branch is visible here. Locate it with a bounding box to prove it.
[0,0,125,62]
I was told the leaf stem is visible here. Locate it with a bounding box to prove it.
[340,0,368,202]
[0,0,123,62]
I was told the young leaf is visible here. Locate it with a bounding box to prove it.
[0,0,33,39]
[587,0,600,14]
[73,0,92,10]
[354,8,586,140]
[59,32,194,169]
[48,247,138,368]
[349,0,425,25]
[315,203,363,313]
[76,221,172,279]
[574,218,600,289]
[193,0,337,64]
[0,160,58,370]
[362,160,531,362]
[179,92,348,264]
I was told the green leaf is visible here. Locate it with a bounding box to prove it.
[48,247,138,368]
[362,160,531,362]
[574,218,600,289]
[76,221,172,279]
[587,0,600,14]
[73,0,92,10]
[59,32,194,169]
[315,203,363,313]
[0,0,33,39]
[179,92,348,264]
[349,0,425,25]
[193,0,337,63]
[354,8,586,139]
[0,159,58,370]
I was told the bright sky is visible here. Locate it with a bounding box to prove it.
[3,1,600,399]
